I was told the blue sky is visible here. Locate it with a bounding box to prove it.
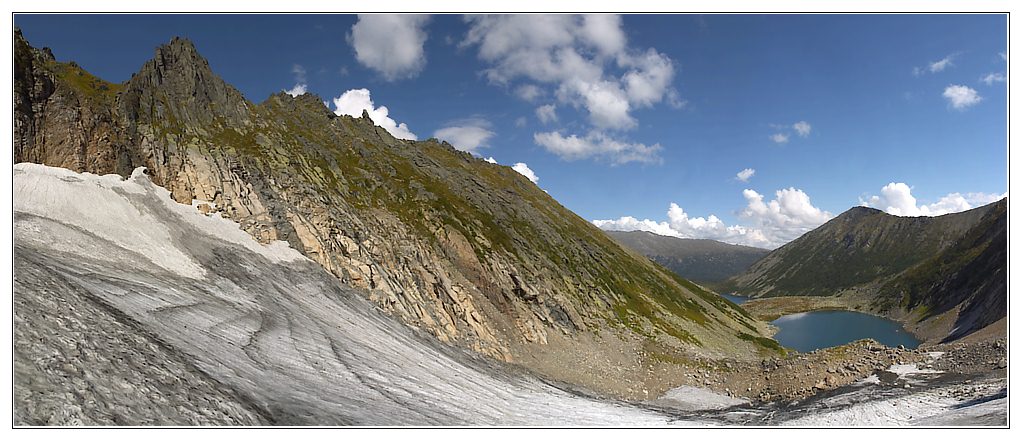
[14,14,1007,248]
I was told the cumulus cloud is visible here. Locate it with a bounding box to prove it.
[460,14,681,159]
[535,104,558,124]
[739,188,833,245]
[332,88,417,140]
[860,182,1005,217]
[558,78,636,130]
[349,14,430,81]
[514,117,527,128]
[770,133,790,144]
[593,187,832,249]
[284,64,308,97]
[943,84,982,109]
[736,168,755,182]
[512,162,539,183]
[433,120,495,154]
[534,130,661,164]
[793,121,812,137]
[980,72,1006,85]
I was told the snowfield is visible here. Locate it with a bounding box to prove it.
[12,164,1006,426]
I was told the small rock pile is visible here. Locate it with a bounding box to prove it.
[928,338,1007,375]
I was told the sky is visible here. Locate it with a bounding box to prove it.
[14,14,1008,249]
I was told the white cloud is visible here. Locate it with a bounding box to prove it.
[621,48,676,108]
[739,188,832,246]
[770,133,790,144]
[514,117,527,128]
[928,55,955,73]
[1000,52,1007,61]
[512,162,539,183]
[914,54,956,76]
[980,72,1006,85]
[736,168,755,182]
[579,14,626,55]
[593,187,832,249]
[558,78,636,130]
[793,121,812,137]
[461,14,681,155]
[943,84,982,110]
[860,182,1005,217]
[484,156,498,164]
[284,64,308,97]
[284,83,308,97]
[533,131,661,164]
[536,104,558,124]
[332,88,417,140]
[349,14,430,81]
[433,120,495,154]
[515,84,543,101]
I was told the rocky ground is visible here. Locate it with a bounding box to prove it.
[649,336,1006,405]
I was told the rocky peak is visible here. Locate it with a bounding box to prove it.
[119,36,250,129]
[265,91,335,119]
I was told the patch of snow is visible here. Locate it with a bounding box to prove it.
[927,351,945,360]
[853,374,880,386]
[887,364,942,378]
[14,164,306,280]
[650,385,748,411]
[782,388,959,426]
[14,163,206,278]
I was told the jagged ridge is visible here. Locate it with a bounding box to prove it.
[12,29,778,396]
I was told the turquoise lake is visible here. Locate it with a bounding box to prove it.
[770,310,921,352]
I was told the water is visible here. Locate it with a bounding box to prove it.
[720,293,749,304]
[771,310,920,352]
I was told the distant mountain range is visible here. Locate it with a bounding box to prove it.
[605,231,769,285]
[720,199,1007,342]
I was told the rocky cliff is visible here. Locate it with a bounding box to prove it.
[721,199,1007,342]
[13,29,777,393]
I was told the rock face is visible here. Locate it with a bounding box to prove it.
[721,200,1007,343]
[12,29,777,389]
[606,230,769,285]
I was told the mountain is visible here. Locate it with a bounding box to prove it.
[721,200,1007,342]
[12,29,778,397]
[606,231,769,285]
[14,162,695,425]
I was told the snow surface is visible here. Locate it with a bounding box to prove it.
[650,386,748,411]
[13,163,302,280]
